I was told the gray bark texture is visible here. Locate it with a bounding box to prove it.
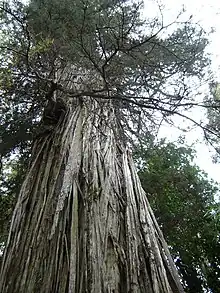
[0,97,184,293]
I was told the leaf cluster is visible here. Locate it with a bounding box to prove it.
[134,137,220,292]
[0,0,213,163]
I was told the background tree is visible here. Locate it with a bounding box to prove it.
[134,136,220,293]
[0,0,216,292]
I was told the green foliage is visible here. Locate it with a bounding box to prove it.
[0,0,211,163]
[134,137,220,293]
[204,82,220,163]
[29,37,54,56]
[0,154,28,252]
[0,0,216,288]
[0,1,49,162]
[26,0,210,97]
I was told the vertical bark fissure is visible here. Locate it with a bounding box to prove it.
[0,98,184,293]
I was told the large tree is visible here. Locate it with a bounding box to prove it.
[0,0,212,292]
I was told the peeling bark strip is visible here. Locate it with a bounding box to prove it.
[0,99,184,293]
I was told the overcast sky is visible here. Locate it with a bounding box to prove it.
[142,0,220,183]
[21,0,220,182]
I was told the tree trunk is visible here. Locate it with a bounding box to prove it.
[0,97,184,293]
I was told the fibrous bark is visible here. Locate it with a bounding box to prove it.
[0,96,184,293]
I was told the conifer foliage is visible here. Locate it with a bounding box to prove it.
[0,0,212,292]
